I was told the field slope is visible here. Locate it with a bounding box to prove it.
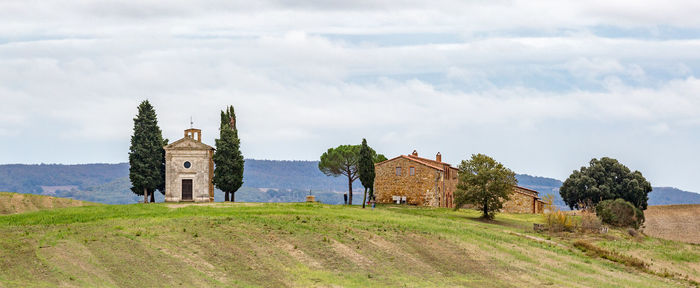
[644,204,700,244]
[0,201,697,287]
[0,192,96,215]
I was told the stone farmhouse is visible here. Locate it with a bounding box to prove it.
[163,128,215,202]
[374,150,545,213]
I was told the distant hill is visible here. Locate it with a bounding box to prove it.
[243,159,360,191]
[514,175,700,208]
[0,163,129,194]
[647,187,700,205]
[1,161,699,207]
[0,160,355,204]
[515,174,566,208]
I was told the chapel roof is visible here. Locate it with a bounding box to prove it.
[164,136,214,151]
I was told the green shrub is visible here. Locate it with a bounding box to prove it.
[595,199,644,229]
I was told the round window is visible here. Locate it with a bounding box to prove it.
[184,161,191,169]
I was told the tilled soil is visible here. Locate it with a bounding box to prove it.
[643,204,700,244]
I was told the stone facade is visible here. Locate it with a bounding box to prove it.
[163,129,214,202]
[374,150,544,213]
[502,186,544,214]
[374,151,458,208]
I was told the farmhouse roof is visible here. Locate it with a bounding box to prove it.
[375,154,457,172]
[375,151,544,201]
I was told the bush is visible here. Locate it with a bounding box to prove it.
[595,199,644,229]
[541,194,578,232]
[544,210,577,232]
[579,209,602,233]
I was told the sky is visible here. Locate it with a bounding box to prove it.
[1,1,699,192]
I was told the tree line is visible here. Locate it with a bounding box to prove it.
[129,99,653,218]
[317,139,652,221]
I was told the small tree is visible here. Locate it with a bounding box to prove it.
[319,145,361,205]
[453,154,517,219]
[358,139,376,209]
[560,157,652,210]
[128,100,165,203]
[213,105,245,202]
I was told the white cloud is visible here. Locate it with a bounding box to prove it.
[1,1,700,191]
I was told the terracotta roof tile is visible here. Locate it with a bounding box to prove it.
[376,154,460,172]
[400,155,446,171]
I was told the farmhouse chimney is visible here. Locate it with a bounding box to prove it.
[436,152,442,162]
[411,150,418,157]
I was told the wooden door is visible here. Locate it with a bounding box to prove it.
[182,179,193,201]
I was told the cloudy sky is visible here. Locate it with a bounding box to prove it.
[1,1,699,192]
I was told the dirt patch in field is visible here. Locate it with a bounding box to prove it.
[643,205,700,244]
[401,233,493,276]
[150,241,227,282]
[331,239,373,267]
[367,234,434,272]
[40,241,118,286]
[269,235,323,269]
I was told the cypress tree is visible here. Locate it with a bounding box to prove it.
[358,139,376,209]
[153,138,169,202]
[128,100,165,203]
[213,105,245,202]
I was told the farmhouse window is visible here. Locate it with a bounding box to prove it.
[395,167,401,176]
[409,167,415,176]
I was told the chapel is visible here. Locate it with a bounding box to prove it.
[163,128,215,202]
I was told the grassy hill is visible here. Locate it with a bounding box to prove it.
[0,199,697,287]
[0,192,96,215]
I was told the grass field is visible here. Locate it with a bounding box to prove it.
[0,192,97,215]
[0,195,698,287]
